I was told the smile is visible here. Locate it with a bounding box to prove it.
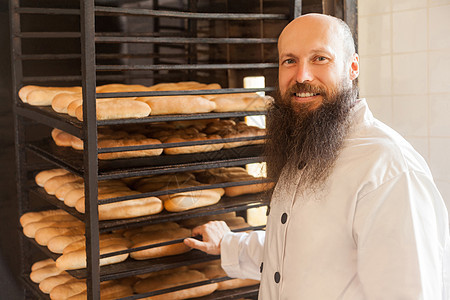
[294,92,320,98]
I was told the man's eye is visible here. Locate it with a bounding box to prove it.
[283,59,295,65]
[315,56,328,62]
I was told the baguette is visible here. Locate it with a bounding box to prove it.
[75,191,163,220]
[44,173,82,195]
[75,99,151,121]
[130,227,191,260]
[47,234,85,254]
[56,243,129,270]
[39,274,75,294]
[23,220,83,238]
[163,134,223,155]
[133,269,217,300]
[138,95,216,115]
[51,128,75,147]
[67,281,134,300]
[35,225,85,246]
[21,86,81,106]
[161,188,224,212]
[64,183,130,208]
[97,137,163,160]
[67,99,82,117]
[35,169,70,187]
[30,265,66,284]
[20,209,73,227]
[49,280,86,300]
[51,92,82,113]
[211,94,272,112]
[54,180,84,201]
[62,233,126,255]
[122,222,180,240]
[31,258,55,272]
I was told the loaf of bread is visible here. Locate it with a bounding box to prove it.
[66,280,134,300]
[35,225,85,246]
[138,95,216,115]
[204,120,265,149]
[30,259,66,283]
[23,220,83,239]
[160,187,224,212]
[133,173,195,193]
[39,274,76,294]
[62,233,126,255]
[75,99,151,121]
[133,269,218,300]
[163,134,223,155]
[54,180,84,201]
[130,227,191,260]
[51,93,82,113]
[20,209,74,227]
[75,190,163,220]
[97,136,163,160]
[44,173,82,195]
[18,85,82,106]
[49,280,86,300]
[122,222,180,240]
[35,169,70,187]
[211,94,272,112]
[47,234,85,254]
[56,243,129,270]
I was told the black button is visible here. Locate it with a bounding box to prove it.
[298,161,306,170]
[281,213,288,224]
[274,272,281,283]
[266,206,271,216]
[260,262,263,273]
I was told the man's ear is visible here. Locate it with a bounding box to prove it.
[349,53,359,81]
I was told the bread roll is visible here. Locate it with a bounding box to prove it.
[75,191,163,220]
[67,99,82,117]
[39,274,75,294]
[54,180,84,201]
[23,220,81,238]
[75,99,151,121]
[211,94,272,112]
[18,85,39,103]
[163,134,223,155]
[62,233,126,255]
[161,188,224,212]
[133,269,218,300]
[51,92,82,113]
[51,128,75,147]
[30,265,66,284]
[20,209,73,227]
[66,281,134,300]
[35,225,85,246]
[22,86,81,106]
[44,173,82,195]
[35,169,70,187]
[49,280,86,300]
[97,137,163,160]
[56,243,129,270]
[130,227,191,260]
[31,258,55,272]
[138,95,216,115]
[47,234,85,254]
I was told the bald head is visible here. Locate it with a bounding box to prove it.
[279,14,356,62]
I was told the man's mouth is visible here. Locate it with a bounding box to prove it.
[294,92,320,98]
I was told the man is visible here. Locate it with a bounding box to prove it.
[184,14,450,299]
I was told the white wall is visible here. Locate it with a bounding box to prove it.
[358,0,450,215]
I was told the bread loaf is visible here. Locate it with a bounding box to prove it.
[31,258,55,272]
[197,263,259,291]
[35,169,70,187]
[130,227,191,260]
[161,188,224,212]
[62,233,126,255]
[44,173,82,195]
[75,99,151,121]
[30,264,66,284]
[56,243,129,270]
[51,92,82,113]
[133,269,217,300]
[138,95,215,115]
[20,209,75,227]
[67,99,82,117]
[49,280,86,300]
[23,220,83,238]
[211,94,272,112]
[122,222,180,240]
[47,234,85,254]
[163,134,223,155]
[133,173,195,193]
[35,225,85,246]
[19,86,82,106]
[66,281,134,300]
[97,137,163,160]
[39,274,75,294]
[54,180,84,200]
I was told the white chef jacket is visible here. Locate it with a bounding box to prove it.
[220,99,450,299]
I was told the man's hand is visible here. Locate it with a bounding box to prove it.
[183,220,231,255]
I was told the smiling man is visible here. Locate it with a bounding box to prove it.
[184,14,450,299]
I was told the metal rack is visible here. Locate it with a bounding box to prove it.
[10,0,296,299]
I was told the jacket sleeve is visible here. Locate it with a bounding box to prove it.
[220,230,265,280]
[353,170,450,300]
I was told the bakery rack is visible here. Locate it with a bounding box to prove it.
[10,0,357,299]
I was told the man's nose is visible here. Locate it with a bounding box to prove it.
[295,62,313,83]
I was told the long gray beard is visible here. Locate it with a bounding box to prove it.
[264,82,357,193]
